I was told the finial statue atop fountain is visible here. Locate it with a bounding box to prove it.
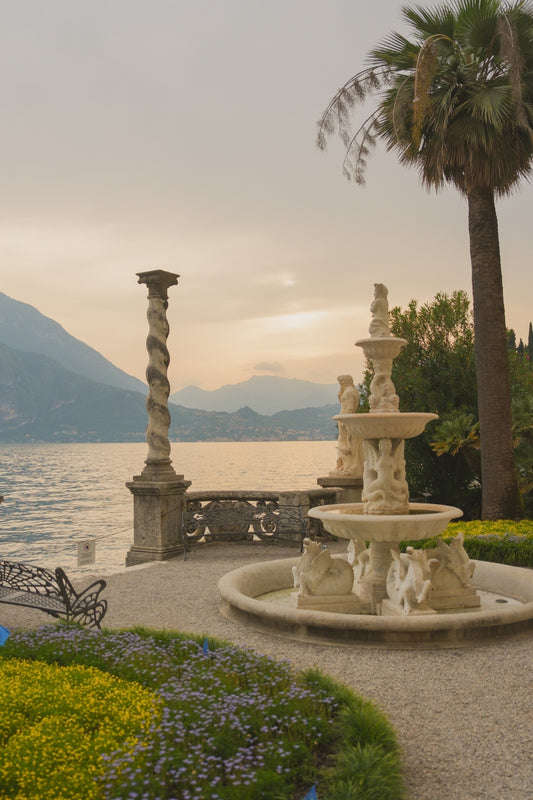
[369,283,393,338]
[357,283,405,414]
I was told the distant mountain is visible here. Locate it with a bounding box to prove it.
[170,375,338,415]
[0,292,146,395]
[0,343,338,442]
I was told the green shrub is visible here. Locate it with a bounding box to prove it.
[402,519,533,567]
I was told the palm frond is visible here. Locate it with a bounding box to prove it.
[341,112,382,184]
[459,81,515,125]
[369,31,419,69]
[316,67,389,152]
[402,3,457,38]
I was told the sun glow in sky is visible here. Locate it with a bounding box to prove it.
[1,0,532,391]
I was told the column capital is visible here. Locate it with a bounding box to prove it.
[137,270,179,299]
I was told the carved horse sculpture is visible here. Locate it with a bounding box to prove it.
[429,531,475,590]
[386,546,439,614]
[292,538,354,597]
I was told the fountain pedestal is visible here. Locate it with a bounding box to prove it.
[357,540,398,613]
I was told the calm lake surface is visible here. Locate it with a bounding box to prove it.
[0,441,335,574]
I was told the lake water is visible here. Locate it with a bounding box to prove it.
[0,441,335,574]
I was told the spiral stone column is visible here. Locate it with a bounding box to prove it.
[126,269,191,566]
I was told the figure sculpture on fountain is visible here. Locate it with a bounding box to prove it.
[369,283,393,338]
[365,284,402,412]
[362,438,409,515]
[330,375,364,478]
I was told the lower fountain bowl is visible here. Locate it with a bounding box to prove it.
[218,558,533,648]
[308,502,463,543]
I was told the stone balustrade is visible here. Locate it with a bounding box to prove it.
[184,488,337,545]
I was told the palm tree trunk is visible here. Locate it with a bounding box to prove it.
[467,186,522,519]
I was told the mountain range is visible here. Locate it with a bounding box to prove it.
[0,293,339,442]
[169,376,338,415]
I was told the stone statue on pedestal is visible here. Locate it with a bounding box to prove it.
[330,375,364,478]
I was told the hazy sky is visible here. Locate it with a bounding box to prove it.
[1,0,532,392]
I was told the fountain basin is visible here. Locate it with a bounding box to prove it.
[218,558,533,647]
[355,337,407,360]
[308,502,463,543]
[334,412,438,439]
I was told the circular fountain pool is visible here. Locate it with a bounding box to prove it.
[218,556,533,647]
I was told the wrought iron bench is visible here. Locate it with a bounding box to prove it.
[183,497,307,552]
[0,560,107,629]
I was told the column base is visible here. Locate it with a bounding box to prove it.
[125,545,184,567]
[126,474,191,567]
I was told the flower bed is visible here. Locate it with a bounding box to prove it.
[0,627,406,800]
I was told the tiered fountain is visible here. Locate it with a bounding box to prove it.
[306,282,467,617]
[218,285,533,646]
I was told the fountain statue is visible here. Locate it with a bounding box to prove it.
[330,375,364,478]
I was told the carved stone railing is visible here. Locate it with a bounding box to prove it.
[184,488,338,546]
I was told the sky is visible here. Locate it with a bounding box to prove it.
[1,0,532,393]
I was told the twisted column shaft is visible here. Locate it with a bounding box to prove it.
[137,269,179,480]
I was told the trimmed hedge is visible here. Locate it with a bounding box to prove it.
[402,520,533,567]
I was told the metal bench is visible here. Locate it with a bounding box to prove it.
[183,500,307,555]
[0,560,107,629]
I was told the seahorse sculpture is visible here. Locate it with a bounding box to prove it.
[292,538,354,597]
[386,547,439,614]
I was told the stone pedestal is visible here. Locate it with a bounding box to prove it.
[381,599,437,616]
[429,585,481,611]
[291,592,363,615]
[126,475,191,566]
[317,476,363,503]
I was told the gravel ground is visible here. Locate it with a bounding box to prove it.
[2,542,532,800]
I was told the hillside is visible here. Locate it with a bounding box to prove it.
[0,343,337,442]
[0,292,145,394]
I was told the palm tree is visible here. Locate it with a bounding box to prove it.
[318,0,533,519]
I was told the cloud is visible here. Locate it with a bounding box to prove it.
[253,361,285,374]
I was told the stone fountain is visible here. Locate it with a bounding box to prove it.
[218,285,533,645]
[307,282,466,616]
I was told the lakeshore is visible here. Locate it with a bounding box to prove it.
[3,541,532,800]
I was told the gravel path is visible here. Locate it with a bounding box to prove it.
[3,543,532,800]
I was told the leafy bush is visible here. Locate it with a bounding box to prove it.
[1,627,406,800]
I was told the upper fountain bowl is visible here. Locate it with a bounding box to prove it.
[356,336,407,361]
[333,412,438,440]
